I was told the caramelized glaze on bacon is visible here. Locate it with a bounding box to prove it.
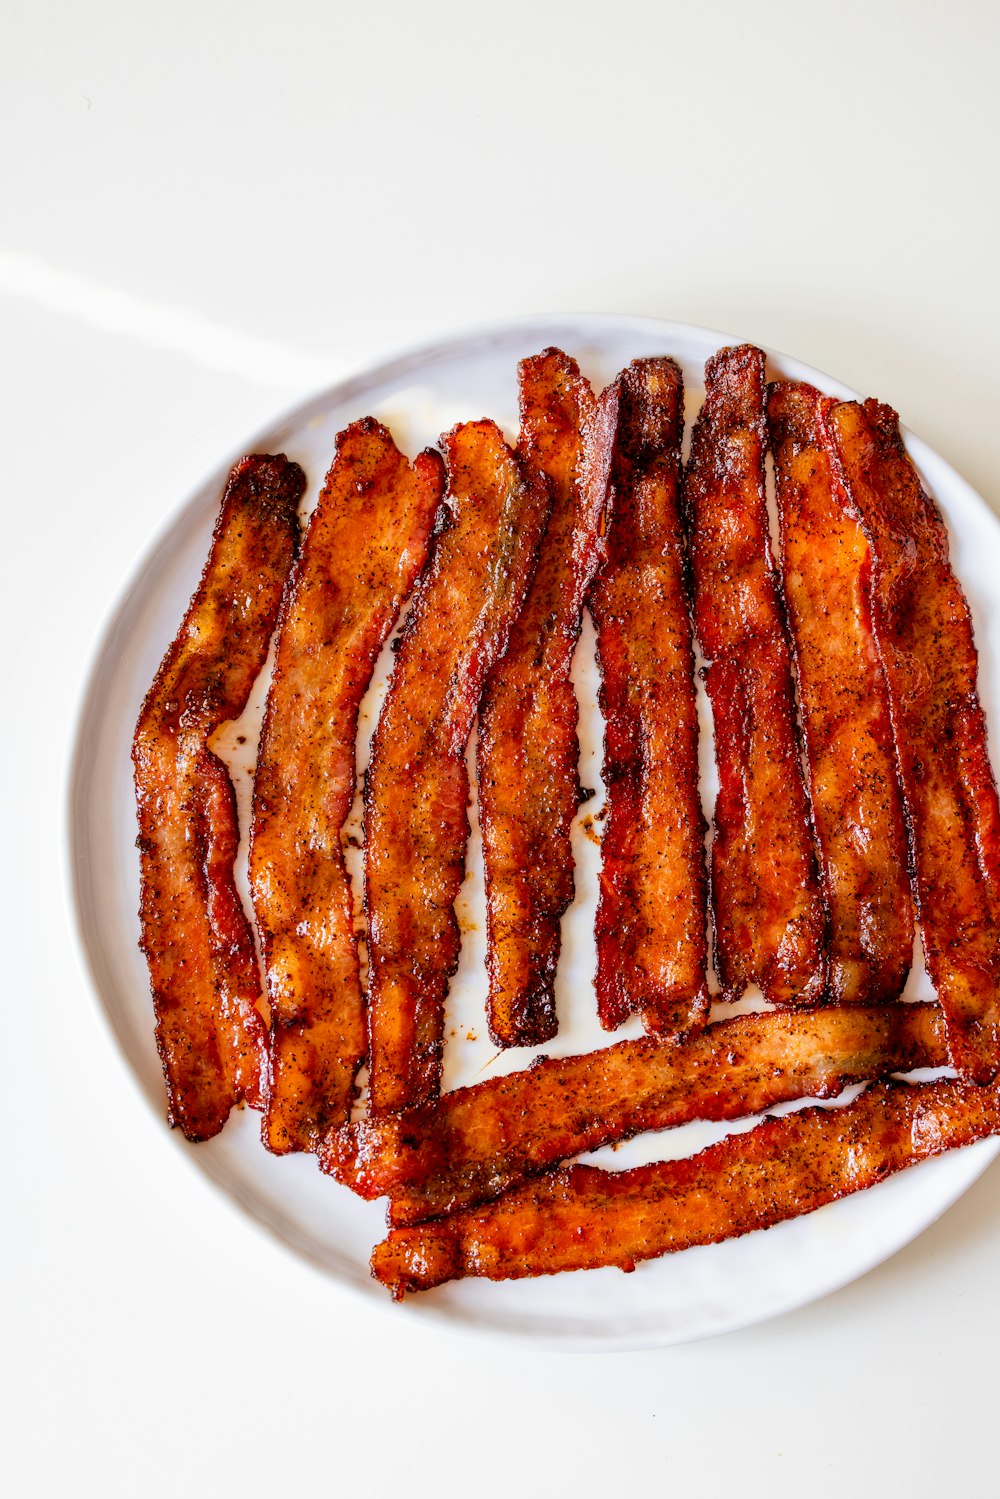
[322,1002,945,1224]
[769,383,913,1004]
[133,454,303,1141]
[365,421,551,1114]
[590,357,708,1035]
[477,350,600,1046]
[250,422,444,1153]
[685,345,826,1005]
[828,399,1000,1082]
[371,1064,997,1296]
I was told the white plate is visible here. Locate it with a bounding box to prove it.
[67,314,1000,1351]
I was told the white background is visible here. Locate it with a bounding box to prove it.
[6,2,1000,1494]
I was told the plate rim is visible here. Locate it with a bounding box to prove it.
[64,311,1000,1351]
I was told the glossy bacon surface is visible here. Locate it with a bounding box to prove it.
[251,421,444,1153]
[371,1064,998,1296]
[323,1002,945,1224]
[477,350,600,1046]
[685,345,826,1005]
[828,399,1000,1082]
[365,421,551,1114]
[133,454,303,1141]
[590,357,708,1035]
[769,383,913,1004]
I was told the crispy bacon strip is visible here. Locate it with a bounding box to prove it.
[590,357,708,1035]
[827,399,1000,1082]
[477,350,600,1046]
[768,383,913,1004]
[685,345,826,1005]
[371,1063,998,1296]
[250,422,444,1153]
[133,454,303,1141]
[322,1002,945,1224]
[365,421,551,1114]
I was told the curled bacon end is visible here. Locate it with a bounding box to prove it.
[827,398,1000,1083]
[133,454,303,1142]
[477,349,600,1048]
[685,345,826,1006]
[322,1001,945,1225]
[251,420,444,1154]
[371,1065,998,1297]
[365,421,552,1115]
[769,382,913,1005]
[590,356,709,1036]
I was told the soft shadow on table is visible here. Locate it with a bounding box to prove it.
[868,1150,1000,1273]
[711,1152,1000,1358]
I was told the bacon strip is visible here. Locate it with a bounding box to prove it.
[477,350,600,1046]
[365,421,551,1114]
[250,422,444,1153]
[685,345,826,1005]
[827,399,1000,1082]
[322,1002,945,1224]
[371,1063,997,1296]
[768,383,913,1004]
[590,357,708,1035]
[133,454,303,1141]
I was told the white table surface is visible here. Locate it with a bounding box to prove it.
[7,3,1000,1493]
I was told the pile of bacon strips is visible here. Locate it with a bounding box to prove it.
[133,345,1000,1300]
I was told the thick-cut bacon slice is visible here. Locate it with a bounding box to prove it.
[322,1002,945,1224]
[589,357,708,1035]
[365,421,551,1114]
[768,383,913,1004]
[827,399,1000,1082]
[133,454,303,1141]
[250,422,444,1154]
[685,345,826,1005]
[477,350,600,1046]
[371,1064,998,1296]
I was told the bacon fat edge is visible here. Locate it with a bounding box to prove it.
[769,383,913,1004]
[321,1002,945,1225]
[590,356,709,1036]
[371,1062,996,1296]
[477,350,600,1046]
[685,345,826,1005]
[364,420,552,1114]
[251,421,444,1153]
[133,453,303,1141]
[827,398,1000,1082]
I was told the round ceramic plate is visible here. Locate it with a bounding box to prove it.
[67,314,1000,1350]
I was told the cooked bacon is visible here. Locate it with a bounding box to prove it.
[685,345,826,1005]
[322,1002,945,1224]
[827,399,1000,1082]
[370,1061,997,1296]
[768,383,913,1004]
[250,422,444,1154]
[476,350,600,1046]
[365,421,551,1114]
[133,454,303,1141]
[589,357,708,1035]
